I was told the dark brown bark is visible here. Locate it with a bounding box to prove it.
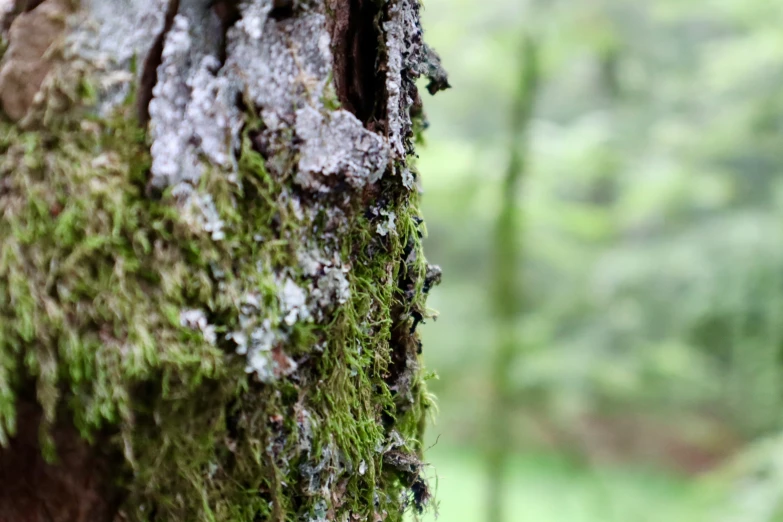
[0,402,119,522]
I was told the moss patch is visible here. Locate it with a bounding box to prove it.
[0,91,434,520]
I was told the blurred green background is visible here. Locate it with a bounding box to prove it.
[415,1,783,521]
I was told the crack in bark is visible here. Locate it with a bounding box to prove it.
[269,0,293,20]
[328,0,383,127]
[211,0,241,63]
[16,0,46,10]
[137,0,179,125]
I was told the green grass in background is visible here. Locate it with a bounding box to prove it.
[418,445,714,522]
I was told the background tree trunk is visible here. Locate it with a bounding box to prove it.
[0,0,447,520]
[486,33,539,522]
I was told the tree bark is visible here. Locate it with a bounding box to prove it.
[0,0,446,520]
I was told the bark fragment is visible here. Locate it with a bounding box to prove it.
[0,0,71,121]
[223,4,392,192]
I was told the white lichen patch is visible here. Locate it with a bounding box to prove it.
[68,0,170,113]
[300,439,348,497]
[374,209,398,237]
[229,278,311,382]
[401,166,415,189]
[186,56,242,173]
[311,265,351,310]
[295,107,389,190]
[76,0,169,65]
[378,430,407,454]
[383,0,423,161]
[296,246,352,317]
[297,248,326,277]
[230,318,299,382]
[148,15,205,187]
[224,4,391,191]
[226,10,331,118]
[181,192,226,241]
[149,13,240,192]
[278,277,311,326]
[139,6,242,241]
[235,0,272,40]
[295,405,315,452]
[227,238,354,378]
[180,309,217,344]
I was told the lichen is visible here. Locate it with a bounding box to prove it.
[68,0,170,113]
[147,10,239,193]
[295,106,389,190]
[375,208,398,237]
[224,3,393,194]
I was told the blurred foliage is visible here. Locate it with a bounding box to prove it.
[417,0,783,520]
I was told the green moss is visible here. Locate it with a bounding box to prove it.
[0,92,434,520]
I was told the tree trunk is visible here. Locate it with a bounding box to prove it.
[0,0,447,520]
[486,33,538,522]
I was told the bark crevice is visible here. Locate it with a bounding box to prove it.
[137,0,179,125]
[328,0,383,127]
[211,0,242,64]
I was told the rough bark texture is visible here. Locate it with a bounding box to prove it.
[0,0,447,520]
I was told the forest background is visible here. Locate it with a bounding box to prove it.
[417,1,783,520]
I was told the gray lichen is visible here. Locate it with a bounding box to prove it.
[225,4,392,192]
[227,9,331,117]
[295,106,389,190]
[384,0,422,161]
[182,191,227,240]
[278,276,311,325]
[384,0,449,189]
[74,0,169,65]
[375,208,399,237]
[239,318,298,382]
[297,246,352,318]
[68,0,170,113]
[180,309,217,345]
[148,11,239,193]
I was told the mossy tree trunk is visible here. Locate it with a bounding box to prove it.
[0,0,446,520]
